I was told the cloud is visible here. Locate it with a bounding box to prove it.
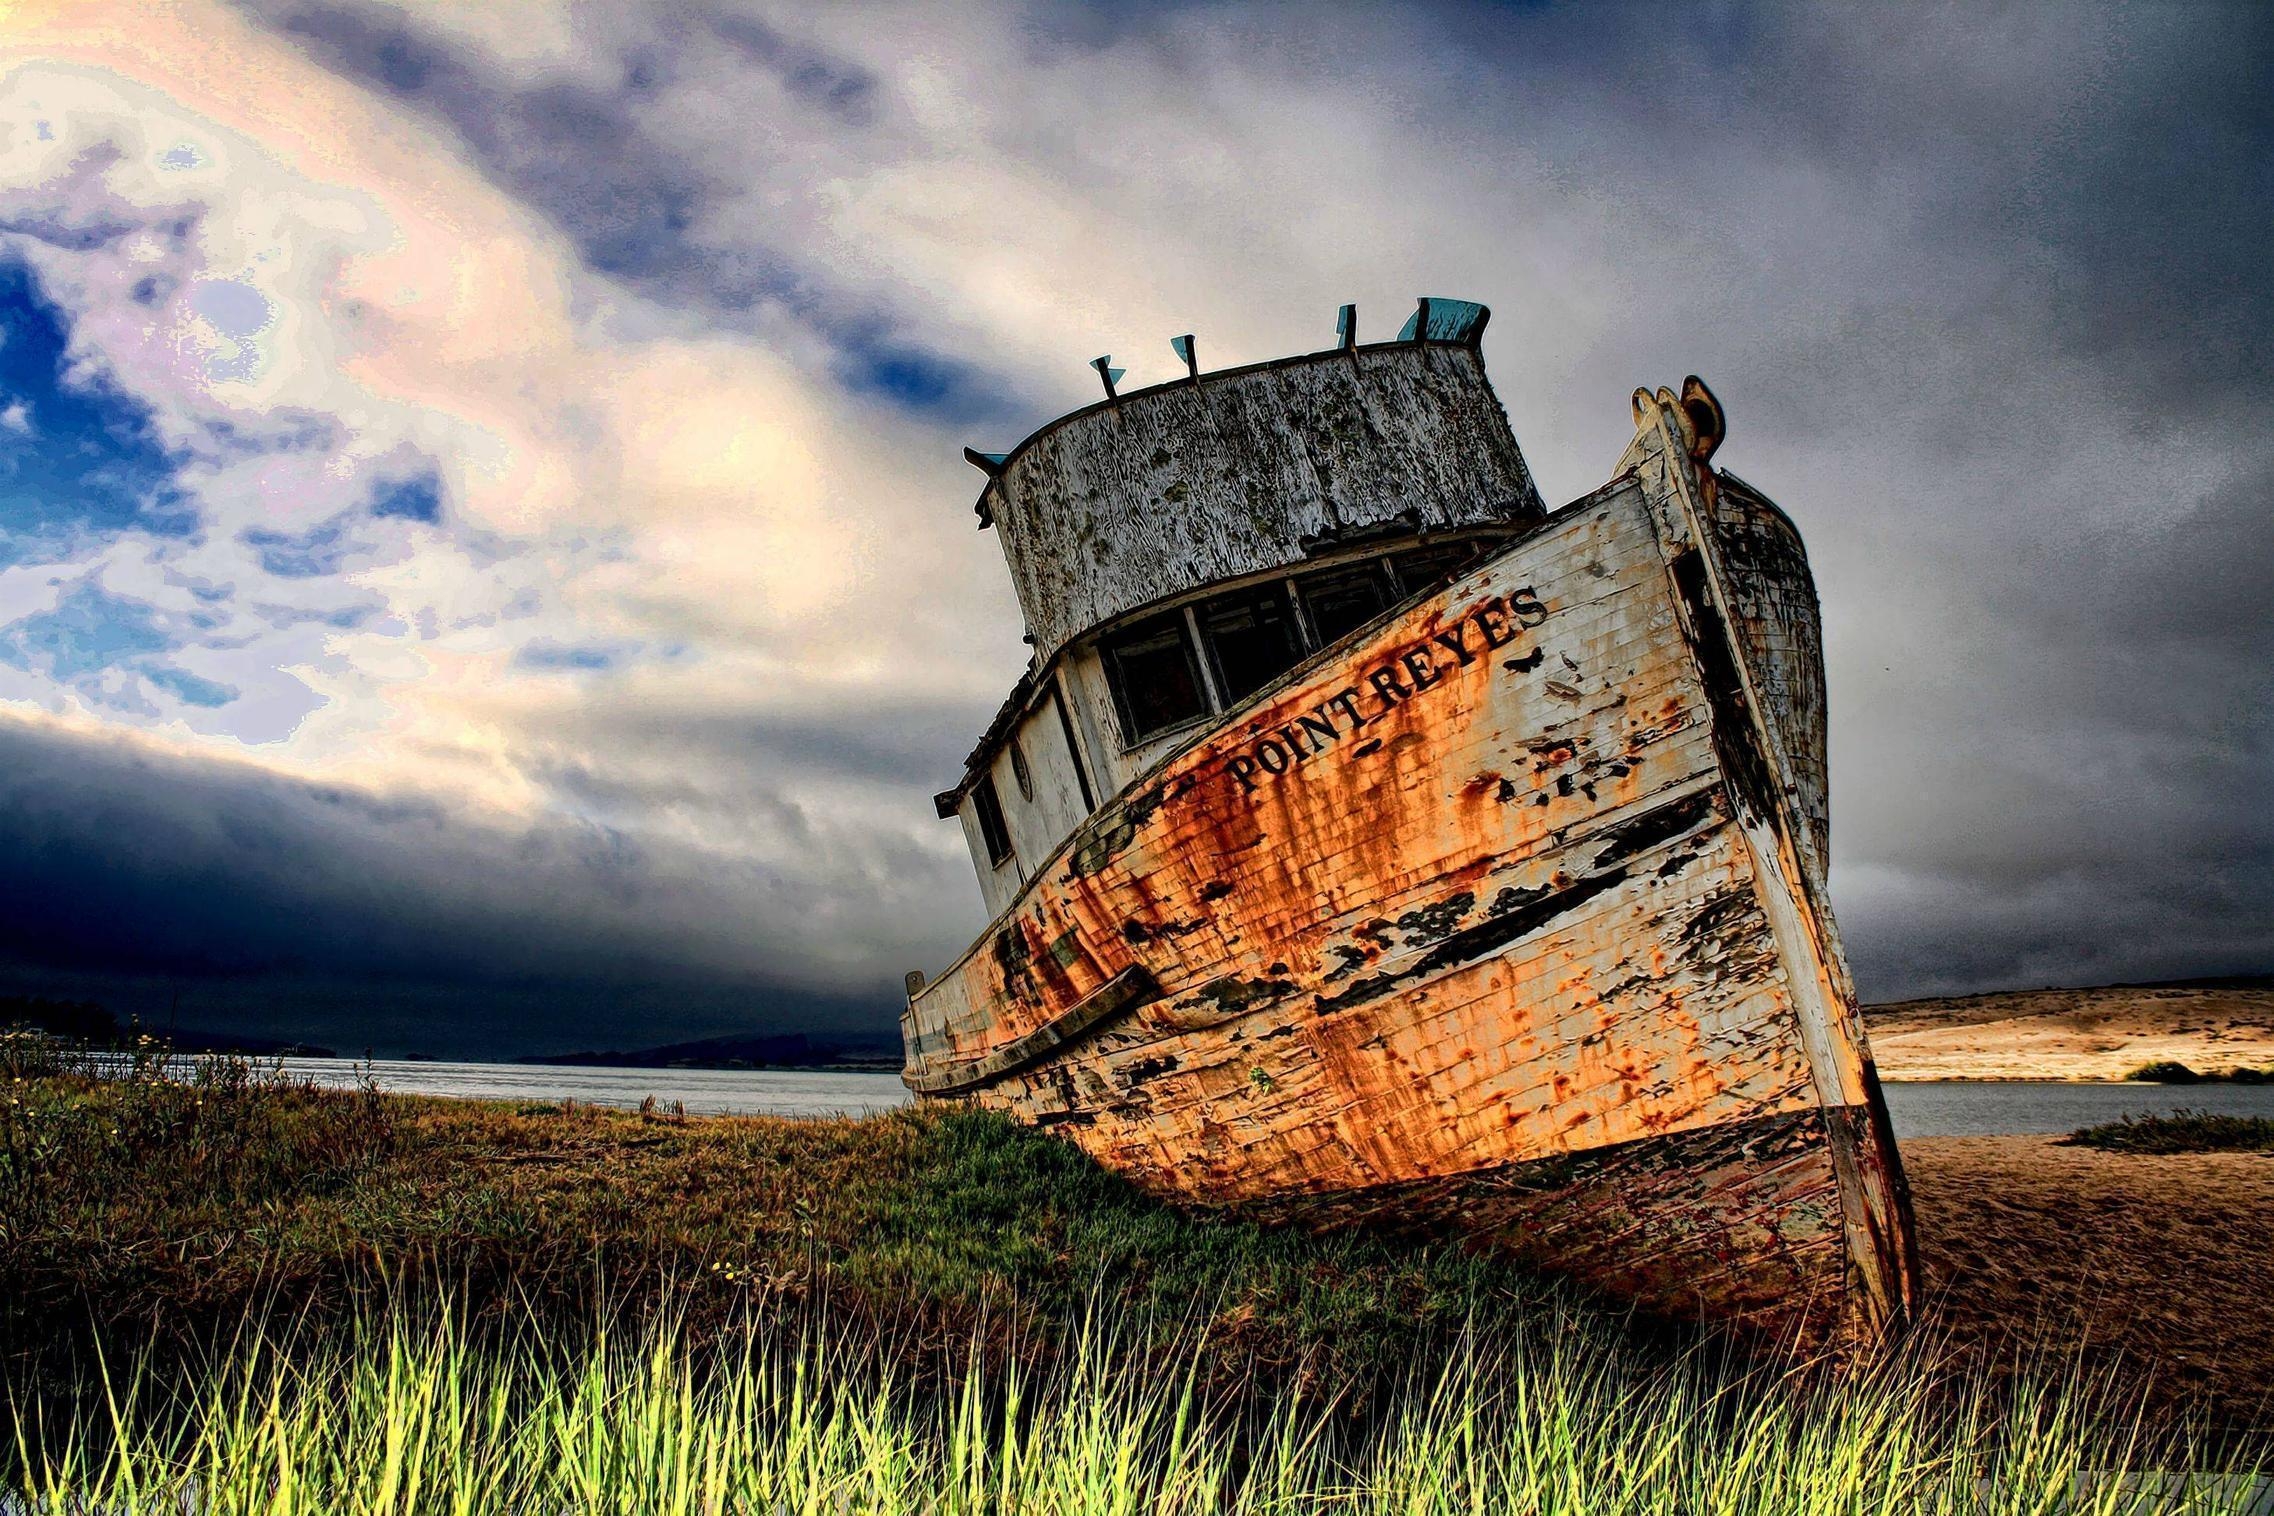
[0,0,2262,1060]
[0,708,959,1055]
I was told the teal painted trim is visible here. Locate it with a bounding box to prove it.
[1395,297,1490,343]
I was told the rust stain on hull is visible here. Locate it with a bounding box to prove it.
[909,356,1917,1357]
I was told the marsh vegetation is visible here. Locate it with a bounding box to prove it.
[13,1296,2267,1515]
[3,1034,2268,1512]
[2060,1110,2274,1155]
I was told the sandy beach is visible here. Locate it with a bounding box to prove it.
[1867,983,2274,1082]
[1859,984,2274,1427]
[1907,1135,2274,1429]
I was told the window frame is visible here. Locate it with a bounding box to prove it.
[1091,532,1515,752]
[970,773,1014,868]
[1099,606,1213,749]
[1009,738,1034,801]
[1387,540,1490,598]
[1294,558,1399,650]
[1192,580,1304,709]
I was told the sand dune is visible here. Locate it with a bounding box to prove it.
[1865,983,2274,1082]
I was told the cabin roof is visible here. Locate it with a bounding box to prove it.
[964,303,1491,529]
[974,325,1541,666]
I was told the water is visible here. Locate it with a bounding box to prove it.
[270,1058,2274,1136]
[277,1057,912,1118]
[1878,1078,2274,1138]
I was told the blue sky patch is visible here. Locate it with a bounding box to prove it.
[0,255,197,564]
[516,639,639,673]
[0,578,238,709]
[838,341,978,415]
[252,599,375,631]
[240,517,349,577]
[195,410,338,461]
[143,664,238,707]
[368,469,442,523]
[0,578,171,681]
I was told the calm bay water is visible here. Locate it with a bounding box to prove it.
[278,1058,911,1118]
[1878,1078,2274,1138]
[270,1058,2274,1136]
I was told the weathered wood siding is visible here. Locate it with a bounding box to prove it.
[1708,473,1831,887]
[958,684,1098,918]
[1612,388,1912,1332]
[984,343,1546,664]
[909,477,1898,1348]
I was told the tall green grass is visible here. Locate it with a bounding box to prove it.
[6,1298,2263,1514]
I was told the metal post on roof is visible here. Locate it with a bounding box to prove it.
[1170,334,1198,383]
[1336,303,1357,351]
[1091,355,1125,401]
[1410,297,1430,342]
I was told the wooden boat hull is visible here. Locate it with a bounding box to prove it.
[905,390,1916,1353]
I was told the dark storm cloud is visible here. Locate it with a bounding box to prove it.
[1632,4,2274,995]
[1272,0,2274,996]
[1828,441,2274,996]
[0,714,957,1056]
[553,692,990,793]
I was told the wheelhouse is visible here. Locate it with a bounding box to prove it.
[933,300,1547,918]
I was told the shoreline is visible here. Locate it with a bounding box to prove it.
[1882,1074,2271,1085]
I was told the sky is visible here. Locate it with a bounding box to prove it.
[0,0,2265,1059]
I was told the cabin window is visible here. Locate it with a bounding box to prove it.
[1196,583,1304,705]
[971,774,1014,867]
[1101,608,1208,743]
[1390,540,1491,596]
[1296,561,1395,647]
[1009,739,1034,800]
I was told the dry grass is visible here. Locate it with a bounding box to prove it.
[10,1029,2274,1505]
[0,1033,1533,1404]
[2060,1111,2274,1154]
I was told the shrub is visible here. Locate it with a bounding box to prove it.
[2060,1110,2274,1154]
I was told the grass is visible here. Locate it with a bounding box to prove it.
[7,1294,2266,1514]
[6,1031,2271,1510]
[2125,1061,2274,1085]
[0,1032,1524,1402]
[2061,1110,2274,1155]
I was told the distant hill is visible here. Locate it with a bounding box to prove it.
[158,1027,340,1059]
[1,994,335,1058]
[1866,982,2274,1081]
[521,1030,901,1071]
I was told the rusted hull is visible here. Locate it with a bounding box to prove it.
[905,390,1916,1353]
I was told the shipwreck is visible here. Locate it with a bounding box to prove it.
[902,299,1918,1353]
